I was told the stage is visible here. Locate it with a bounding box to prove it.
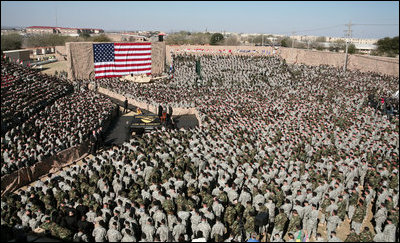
[130,114,162,133]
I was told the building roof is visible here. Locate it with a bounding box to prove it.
[353,43,377,50]
[27,26,103,31]
[158,32,166,36]
[3,49,31,53]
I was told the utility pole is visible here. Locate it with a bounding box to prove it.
[343,21,353,72]
[262,34,264,46]
[292,31,296,48]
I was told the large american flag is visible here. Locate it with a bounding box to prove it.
[93,42,152,79]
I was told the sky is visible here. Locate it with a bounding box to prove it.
[1,1,399,39]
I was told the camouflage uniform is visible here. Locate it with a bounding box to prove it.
[336,198,347,221]
[359,229,374,242]
[344,232,360,242]
[244,215,255,239]
[320,197,331,224]
[224,205,236,230]
[162,198,175,214]
[351,206,365,234]
[270,212,287,241]
[348,191,358,220]
[287,214,301,236]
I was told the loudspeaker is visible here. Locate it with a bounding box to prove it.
[255,212,269,226]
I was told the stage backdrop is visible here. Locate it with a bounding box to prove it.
[66,41,165,80]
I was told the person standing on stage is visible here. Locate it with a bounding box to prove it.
[123,97,128,114]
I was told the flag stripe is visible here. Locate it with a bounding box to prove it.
[95,65,152,71]
[94,42,152,79]
[114,43,151,46]
[95,70,151,78]
[114,57,152,61]
[95,62,151,68]
[95,67,151,74]
[114,51,151,55]
[115,46,152,49]
[115,48,152,52]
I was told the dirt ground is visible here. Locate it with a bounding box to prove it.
[38,60,68,76]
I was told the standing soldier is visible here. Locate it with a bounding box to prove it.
[348,188,359,221]
[374,203,387,233]
[231,215,244,242]
[326,210,341,239]
[270,209,287,241]
[320,194,331,224]
[351,200,366,234]
[336,196,347,222]
[197,217,211,241]
[382,218,396,242]
[345,228,359,242]
[287,210,301,237]
[244,211,255,239]
[210,217,226,241]
[156,219,170,242]
[123,97,128,114]
[107,222,122,242]
[224,203,236,231]
[305,204,319,240]
[92,220,107,242]
[359,227,374,242]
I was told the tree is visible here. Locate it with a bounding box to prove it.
[315,44,325,51]
[280,38,288,47]
[375,36,399,57]
[25,34,71,48]
[165,32,188,45]
[316,36,326,42]
[91,34,111,42]
[210,33,224,45]
[329,39,346,52]
[224,35,240,46]
[279,37,292,47]
[1,33,23,52]
[348,43,356,54]
[79,32,91,39]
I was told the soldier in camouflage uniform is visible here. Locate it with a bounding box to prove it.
[351,200,365,234]
[320,194,331,225]
[358,226,374,242]
[244,211,255,239]
[270,208,287,241]
[344,228,359,242]
[347,188,359,221]
[287,210,301,237]
[162,195,175,214]
[336,195,347,222]
[231,215,244,242]
[224,204,236,231]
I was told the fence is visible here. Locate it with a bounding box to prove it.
[1,141,89,196]
[1,106,118,196]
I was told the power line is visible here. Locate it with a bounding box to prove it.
[281,24,343,35]
[353,23,399,26]
[279,23,397,36]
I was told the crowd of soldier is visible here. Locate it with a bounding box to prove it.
[1,53,398,242]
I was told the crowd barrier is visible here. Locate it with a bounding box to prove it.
[1,141,89,196]
[1,106,118,196]
[90,84,203,127]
